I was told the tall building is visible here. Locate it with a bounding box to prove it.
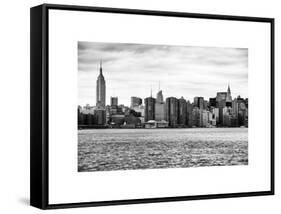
[110,96,118,106]
[156,90,164,103]
[144,96,156,122]
[226,84,232,103]
[165,97,179,127]
[216,84,233,125]
[191,107,200,127]
[131,96,142,108]
[155,89,165,121]
[222,106,232,127]
[155,103,165,121]
[210,107,219,124]
[109,97,119,116]
[232,98,239,117]
[178,97,187,126]
[200,110,209,127]
[186,101,193,127]
[194,97,204,109]
[216,92,227,103]
[236,96,247,126]
[216,90,227,125]
[94,109,106,125]
[209,97,217,107]
[77,106,83,126]
[96,60,106,108]
[226,84,232,107]
[209,107,219,126]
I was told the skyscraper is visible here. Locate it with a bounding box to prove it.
[156,90,164,103]
[94,109,106,125]
[96,60,106,108]
[226,84,232,107]
[186,101,193,127]
[155,89,165,121]
[200,110,209,127]
[216,84,232,125]
[110,96,118,106]
[226,84,232,102]
[209,97,217,107]
[194,97,204,109]
[144,96,156,122]
[191,107,200,127]
[216,92,227,102]
[178,97,187,126]
[130,96,142,108]
[165,97,179,127]
[156,81,164,103]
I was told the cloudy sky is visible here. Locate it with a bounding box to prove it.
[78,41,248,107]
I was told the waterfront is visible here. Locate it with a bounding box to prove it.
[78,128,248,172]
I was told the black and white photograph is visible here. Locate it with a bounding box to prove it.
[77,42,249,172]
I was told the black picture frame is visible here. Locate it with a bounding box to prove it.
[30,3,275,210]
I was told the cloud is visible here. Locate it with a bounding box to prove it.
[78,41,248,106]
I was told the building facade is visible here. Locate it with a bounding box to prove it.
[165,97,179,127]
[178,97,187,126]
[131,96,142,108]
[155,90,165,121]
[110,96,118,106]
[194,96,204,109]
[144,97,156,122]
[156,90,164,103]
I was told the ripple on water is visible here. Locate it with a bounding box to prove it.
[78,128,248,172]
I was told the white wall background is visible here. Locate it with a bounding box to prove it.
[0,0,279,213]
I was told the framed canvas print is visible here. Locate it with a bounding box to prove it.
[30,4,275,209]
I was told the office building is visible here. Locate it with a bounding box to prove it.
[191,107,200,127]
[226,84,232,103]
[186,101,193,127]
[110,96,118,106]
[194,97,204,109]
[131,96,142,108]
[94,108,106,125]
[155,89,165,121]
[178,97,187,126]
[200,110,209,127]
[209,97,217,107]
[144,96,156,122]
[96,60,106,108]
[165,97,179,127]
[156,90,164,103]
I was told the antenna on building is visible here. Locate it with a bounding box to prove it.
[150,87,153,97]
[158,81,160,91]
[99,59,102,74]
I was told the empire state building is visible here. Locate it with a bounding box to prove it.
[96,60,106,108]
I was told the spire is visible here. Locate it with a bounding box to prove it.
[150,87,152,97]
[158,81,160,91]
[99,60,102,75]
[227,83,231,94]
[226,83,232,102]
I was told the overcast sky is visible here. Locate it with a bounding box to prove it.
[78,41,248,107]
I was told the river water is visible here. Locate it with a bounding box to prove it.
[78,128,248,172]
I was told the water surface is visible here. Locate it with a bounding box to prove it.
[78,128,248,172]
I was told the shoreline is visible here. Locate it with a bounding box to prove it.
[78,126,248,130]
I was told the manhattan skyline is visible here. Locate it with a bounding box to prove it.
[78,41,248,106]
